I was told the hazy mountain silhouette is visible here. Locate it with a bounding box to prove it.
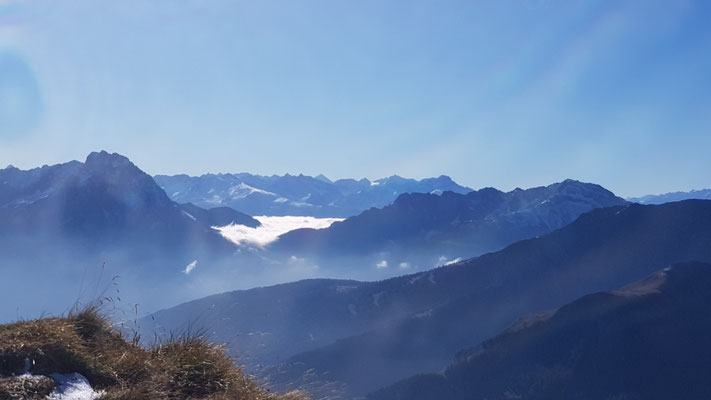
[0,151,248,321]
[267,179,627,272]
[629,188,711,204]
[0,152,623,320]
[179,202,260,228]
[370,262,711,400]
[142,200,711,398]
[0,151,237,257]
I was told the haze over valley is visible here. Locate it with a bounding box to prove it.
[3,1,711,399]
[0,151,635,320]
[3,150,711,398]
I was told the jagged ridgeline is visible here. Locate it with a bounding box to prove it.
[0,307,306,400]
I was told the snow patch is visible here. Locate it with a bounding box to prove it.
[445,257,462,266]
[48,373,104,400]
[438,256,462,267]
[16,373,45,384]
[206,195,224,205]
[228,183,277,199]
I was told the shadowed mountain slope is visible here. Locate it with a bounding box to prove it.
[0,151,238,256]
[0,151,249,321]
[370,262,711,400]
[273,179,626,257]
[267,180,628,272]
[143,200,711,398]
[179,202,260,228]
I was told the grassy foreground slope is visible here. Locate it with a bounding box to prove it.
[0,307,306,400]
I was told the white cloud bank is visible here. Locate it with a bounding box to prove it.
[215,216,344,247]
[376,260,388,269]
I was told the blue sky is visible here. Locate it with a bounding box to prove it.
[0,0,710,197]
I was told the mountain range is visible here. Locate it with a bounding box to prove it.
[0,152,633,319]
[628,188,711,204]
[4,150,711,399]
[269,179,628,275]
[154,173,472,218]
[142,199,711,398]
[370,261,711,400]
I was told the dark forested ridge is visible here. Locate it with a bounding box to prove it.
[370,262,711,400]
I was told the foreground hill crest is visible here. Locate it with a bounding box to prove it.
[0,307,306,400]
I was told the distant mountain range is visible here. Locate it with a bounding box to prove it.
[370,262,711,400]
[0,151,635,319]
[154,173,472,218]
[628,188,711,204]
[142,200,711,398]
[157,170,630,282]
[6,150,711,398]
[270,179,628,273]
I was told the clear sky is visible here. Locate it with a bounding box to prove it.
[0,0,710,197]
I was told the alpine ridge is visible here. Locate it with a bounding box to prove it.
[370,262,711,400]
[143,200,711,398]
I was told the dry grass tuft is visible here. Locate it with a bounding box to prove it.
[0,375,56,399]
[0,307,307,400]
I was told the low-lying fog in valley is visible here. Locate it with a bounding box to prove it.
[216,216,344,247]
